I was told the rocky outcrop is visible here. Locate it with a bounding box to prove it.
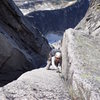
[61,0,100,99]
[62,28,100,99]
[0,0,50,86]
[76,0,100,36]
[0,68,70,100]
[25,0,89,34]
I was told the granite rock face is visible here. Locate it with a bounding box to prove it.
[0,68,70,100]
[61,1,100,99]
[62,24,100,99]
[25,0,89,35]
[76,0,100,36]
[0,0,50,86]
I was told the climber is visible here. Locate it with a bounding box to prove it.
[46,48,62,72]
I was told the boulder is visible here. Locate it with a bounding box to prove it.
[0,0,50,86]
[62,28,100,99]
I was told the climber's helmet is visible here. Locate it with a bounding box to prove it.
[55,52,61,59]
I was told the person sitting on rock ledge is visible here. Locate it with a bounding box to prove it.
[46,48,62,72]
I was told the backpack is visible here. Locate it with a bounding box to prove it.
[49,49,61,57]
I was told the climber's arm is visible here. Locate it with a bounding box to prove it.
[52,57,56,68]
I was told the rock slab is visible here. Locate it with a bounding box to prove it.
[0,68,70,100]
[62,28,100,100]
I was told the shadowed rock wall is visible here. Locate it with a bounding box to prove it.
[0,0,50,86]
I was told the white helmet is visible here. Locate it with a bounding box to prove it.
[55,52,61,58]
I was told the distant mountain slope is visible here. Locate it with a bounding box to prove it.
[25,0,89,35]
[14,0,77,13]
